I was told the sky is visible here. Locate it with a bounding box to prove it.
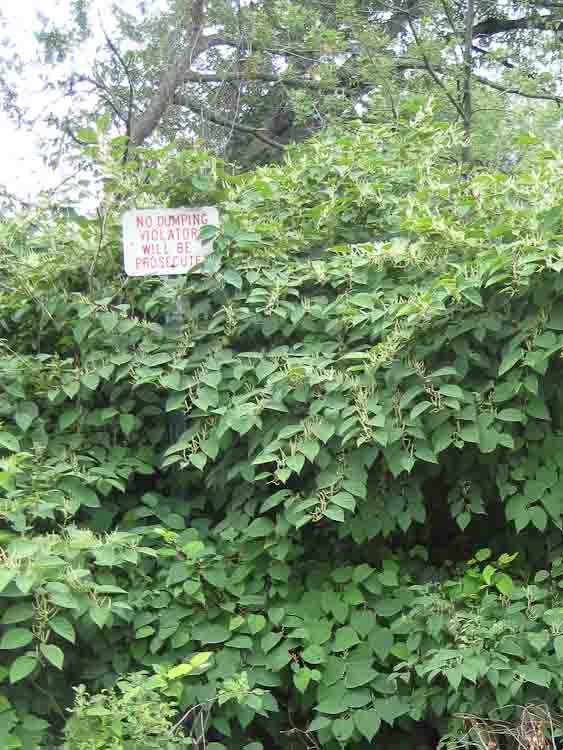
[1,1,71,201]
[0,0,136,204]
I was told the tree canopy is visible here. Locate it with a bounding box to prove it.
[4,0,563,172]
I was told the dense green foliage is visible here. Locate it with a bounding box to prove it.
[4,112,563,748]
[4,0,563,178]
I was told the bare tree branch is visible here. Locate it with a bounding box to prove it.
[174,93,286,150]
[473,73,563,103]
[181,71,326,87]
[473,13,563,37]
[99,14,135,148]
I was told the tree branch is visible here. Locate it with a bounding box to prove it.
[99,15,135,155]
[174,93,286,150]
[406,17,466,120]
[473,13,563,37]
[462,0,475,164]
[473,73,563,104]
[129,0,209,147]
[181,71,326,88]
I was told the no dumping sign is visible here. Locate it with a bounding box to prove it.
[122,206,219,276]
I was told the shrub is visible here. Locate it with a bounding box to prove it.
[3,109,563,748]
[62,673,191,750]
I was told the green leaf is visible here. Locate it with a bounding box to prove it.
[190,453,208,471]
[369,627,394,662]
[0,629,34,650]
[324,506,345,522]
[299,440,320,463]
[333,626,360,652]
[315,684,349,715]
[518,665,552,687]
[119,414,137,435]
[40,644,64,670]
[373,696,408,725]
[1,604,34,625]
[167,664,194,679]
[439,385,464,400]
[49,616,76,644]
[354,709,381,741]
[302,645,326,664]
[0,433,20,452]
[286,454,305,474]
[494,573,514,596]
[374,599,402,618]
[77,127,98,143]
[294,669,312,693]
[15,402,39,432]
[312,421,335,444]
[530,506,548,531]
[345,662,377,689]
[410,401,432,420]
[247,614,266,634]
[226,635,253,649]
[0,569,14,592]
[60,477,100,508]
[332,717,354,743]
[309,716,331,732]
[351,610,375,638]
[9,656,37,684]
[58,410,80,431]
[261,632,283,653]
[497,408,526,422]
[498,349,523,376]
[82,373,100,390]
[90,607,111,629]
[192,624,230,644]
[246,518,275,538]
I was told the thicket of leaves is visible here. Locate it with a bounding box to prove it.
[4,110,563,749]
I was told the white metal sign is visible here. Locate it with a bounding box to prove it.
[122,206,219,277]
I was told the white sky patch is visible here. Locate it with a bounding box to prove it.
[0,0,141,204]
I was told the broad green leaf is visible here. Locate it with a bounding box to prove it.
[518,665,551,687]
[354,709,381,741]
[9,656,37,684]
[498,349,522,376]
[40,644,64,670]
[312,421,335,444]
[1,604,34,625]
[294,669,312,693]
[333,626,360,652]
[49,616,76,644]
[345,662,377,689]
[192,624,230,644]
[120,414,137,435]
[60,477,100,508]
[90,607,111,629]
[332,717,354,743]
[315,683,349,715]
[246,518,275,538]
[0,433,20,452]
[15,402,38,432]
[58,409,80,431]
[0,629,33,650]
[302,645,326,664]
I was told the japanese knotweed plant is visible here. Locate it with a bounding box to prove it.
[3,109,563,749]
